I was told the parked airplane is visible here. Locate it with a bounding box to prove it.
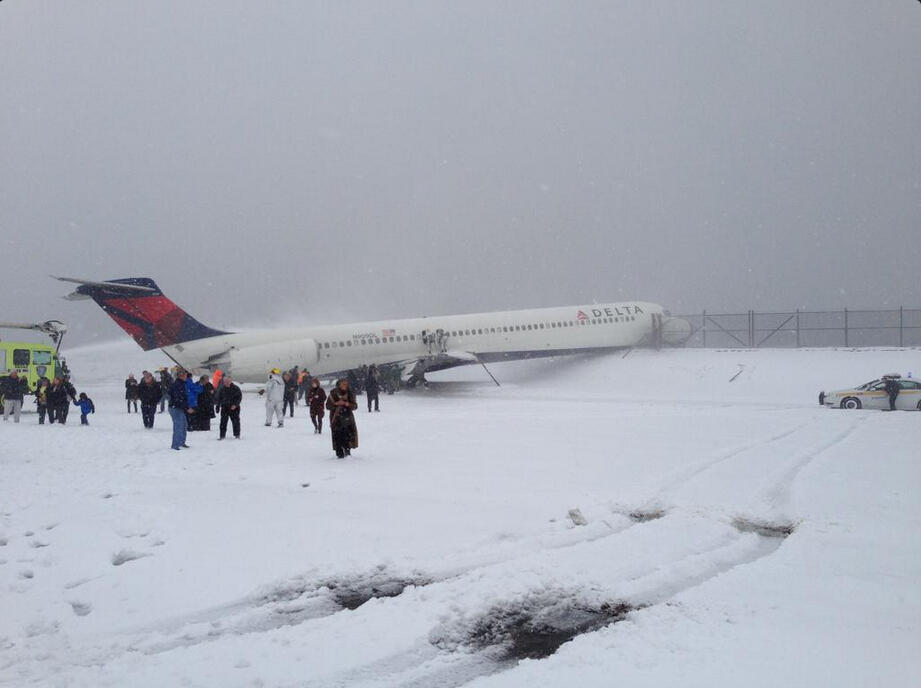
[57,277,690,384]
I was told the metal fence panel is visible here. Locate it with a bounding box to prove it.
[676,308,921,348]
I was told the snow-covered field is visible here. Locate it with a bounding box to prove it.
[2,341,919,687]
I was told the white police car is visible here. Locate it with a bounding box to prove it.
[819,374,921,410]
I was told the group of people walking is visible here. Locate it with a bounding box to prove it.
[126,369,216,432]
[257,368,358,458]
[156,365,360,459]
[1,372,93,425]
[4,361,373,460]
[164,369,243,449]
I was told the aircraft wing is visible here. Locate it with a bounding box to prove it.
[316,350,482,384]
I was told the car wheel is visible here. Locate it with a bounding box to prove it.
[841,397,861,410]
[917,400,921,411]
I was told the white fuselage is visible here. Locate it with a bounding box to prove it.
[162,301,668,383]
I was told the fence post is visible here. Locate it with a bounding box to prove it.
[899,306,904,347]
[844,308,848,347]
[749,310,755,347]
[702,310,707,348]
[796,309,800,348]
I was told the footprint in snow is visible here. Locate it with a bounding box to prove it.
[112,550,152,566]
[69,601,93,617]
[30,541,50,549]
[19,569,34,579]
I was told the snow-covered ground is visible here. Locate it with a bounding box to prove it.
[2,341,919,687]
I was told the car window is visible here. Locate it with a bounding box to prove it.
[868,382,886,391]
[899,380,921,390]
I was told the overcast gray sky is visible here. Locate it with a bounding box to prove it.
[2,1,919,345]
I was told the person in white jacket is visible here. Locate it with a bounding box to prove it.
[263,369,286,427]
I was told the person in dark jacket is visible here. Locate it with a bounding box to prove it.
[365,365,381,412]
[168,370,193,450]
[137,371,162,428]
[217,374,243,439]
[46,377,70,424]
[158,368,173,413]
[74,392,95,425]
[347,369,362,396]
[57,375,78,424]
[307,378,327,434]
[125,374,139,413]
[883,376,901,411]
[282,372,298,417]
[194,375,215,431]
[1,371,29,422]
[326,378,358,458]
[35,377,50,424]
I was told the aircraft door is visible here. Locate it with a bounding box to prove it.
[651,313,664,350]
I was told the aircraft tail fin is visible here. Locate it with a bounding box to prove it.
[56,277,229,351]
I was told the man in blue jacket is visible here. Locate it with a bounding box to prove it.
[168,369,194,450]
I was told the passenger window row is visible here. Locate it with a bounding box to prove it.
[318,315,636,351]
[448,316,635,337]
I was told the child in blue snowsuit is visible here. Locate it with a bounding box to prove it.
[74,393,95,425]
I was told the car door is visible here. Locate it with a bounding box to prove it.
[862,381,889,410]
[897,380,921,410]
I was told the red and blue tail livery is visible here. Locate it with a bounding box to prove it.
[57,277,228,351]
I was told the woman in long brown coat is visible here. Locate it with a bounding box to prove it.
[326,378,358,458]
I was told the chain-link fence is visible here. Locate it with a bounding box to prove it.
[676,308,921,348]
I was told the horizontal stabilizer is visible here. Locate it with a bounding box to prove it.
[53,276,158,294]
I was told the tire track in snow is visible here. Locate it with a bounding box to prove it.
[295,514,790,688]
[655,416,818,495]
[760,414,866,510]
[78,514,644,659]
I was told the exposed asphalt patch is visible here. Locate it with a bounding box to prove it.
[732,516,796,539]
[433,590,635,661]
[261,568,432,612]
[627,508,667,523]
[324,575,430,610]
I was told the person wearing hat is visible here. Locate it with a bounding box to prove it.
[264,368,286,427]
